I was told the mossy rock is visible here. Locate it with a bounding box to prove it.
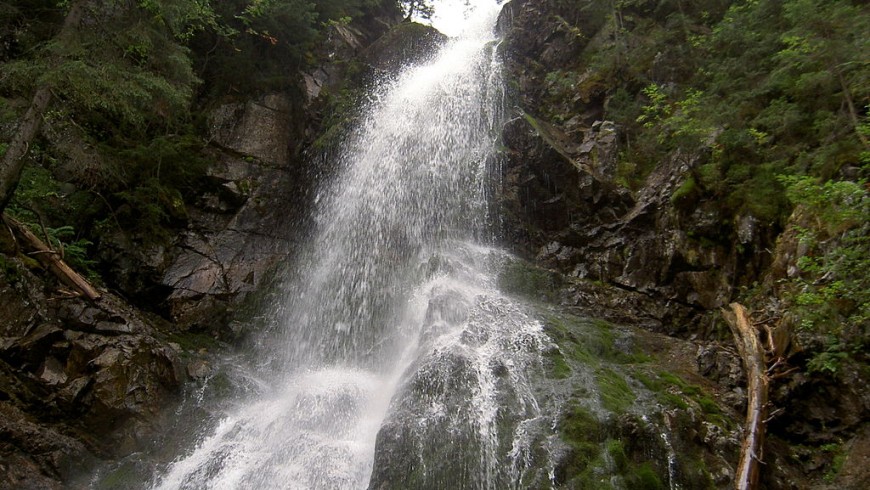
[498,259,563,302]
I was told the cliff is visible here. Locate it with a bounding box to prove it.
[0,0,866,488]
[496,0,868,488]
[0,1,445,486]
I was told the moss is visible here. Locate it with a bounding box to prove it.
[597,368,635,413]
[670,175,699,205]
[659,391,690,410]
[557,403,604,483]
[657,371,701,396]
[697,395,721,415]
[498,260,561,302]
[94,461,141,489]
[545,347,572,379]
[204,371,235,399]
[626,462,665,490]
[0,255,20,284]
[682,457,716,489]
[821,442,847,483]
[543,313,650,370]
[634,368,729,424]
[606,438,628,469]
[560,403,601,443]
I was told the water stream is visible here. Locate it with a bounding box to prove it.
[147,5,552,489]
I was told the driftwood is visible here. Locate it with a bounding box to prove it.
[3,213,101,301]
[722,302,769,490]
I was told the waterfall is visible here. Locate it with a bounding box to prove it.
[148,4,552,489]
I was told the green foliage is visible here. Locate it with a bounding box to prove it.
[781,176,867,234]
[821,442,847,483]
[44,225,97,273]
[6,163,102,279]
[0,0,214,135]
[0,0,398,288]
[806,339,850,375]
[778,176,869,346]
[670,175,698,205]
[583,0,868,231]
[402,0,435,20]
[190,0,388,96]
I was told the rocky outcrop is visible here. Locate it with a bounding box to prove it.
[496,0,772,336]
[0,246,182,488]
[160,136,305,333]
[496,1,868,488]
[208,93,299,166]
[363,22,446,74]
[159,19,445,334]
[0,4,450,488]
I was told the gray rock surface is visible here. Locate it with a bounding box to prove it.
[0,259,182,488]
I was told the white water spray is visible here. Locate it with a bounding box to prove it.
[151,4,550,489]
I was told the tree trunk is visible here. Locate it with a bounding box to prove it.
[3,214,100,301]
[834,67,870,149]
[723,302,769,490]
[0,0,86,213]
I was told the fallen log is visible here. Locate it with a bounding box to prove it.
[2,213,101,301]
[722,302,769,490]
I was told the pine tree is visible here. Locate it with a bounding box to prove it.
[0,0,214,212]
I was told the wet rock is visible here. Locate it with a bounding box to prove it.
[0,403,92,490]
[208,93,294,167]
[498,26,741,336]
[56,376,90,405]
[162,150,300,331]
[96,230,172,310]
[0,258,184,486]
[696,342,743,390]
[36,357,67,386]
[578,120,619,181]
[186,359,211,380]
[2,323,64,367]
[364,22,447,75]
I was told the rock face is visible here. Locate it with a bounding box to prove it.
[208,94,298,166]
[110,19,445,336]
[496,0,770,336]
[160,138,303,332]
[0,10,454,487]
[0,250,181,489]
[495,1,868,488]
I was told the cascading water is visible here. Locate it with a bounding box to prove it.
[149,4,553,489]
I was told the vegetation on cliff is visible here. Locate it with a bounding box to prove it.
[510,0,867,386]
[0,0,406,291]
[618,0,867,375]
[501,0,868,486]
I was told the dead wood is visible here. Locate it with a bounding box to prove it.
[722,302,769,490]
[2,213,100,301]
